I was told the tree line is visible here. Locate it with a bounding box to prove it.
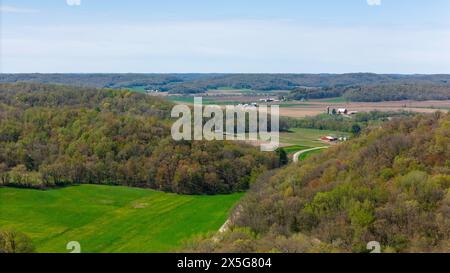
[288,83,450,102]
[2,73,450,96]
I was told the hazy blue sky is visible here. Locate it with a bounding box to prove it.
[1,0,450,73]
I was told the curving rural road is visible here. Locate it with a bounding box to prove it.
[293,147,329,163]
[217,148,329,233]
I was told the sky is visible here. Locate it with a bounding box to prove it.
[1,0,450,73]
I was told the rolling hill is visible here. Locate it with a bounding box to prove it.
[1,73,450,98]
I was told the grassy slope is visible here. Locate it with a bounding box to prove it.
[297,148,324,161]
[281,145,310,155]
[0,185,242,253]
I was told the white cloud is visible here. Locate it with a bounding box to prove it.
[0,5,39,13]
[66,0,81,6]
[367,0,382,6]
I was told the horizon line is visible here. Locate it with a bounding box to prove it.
[1,72,450,76]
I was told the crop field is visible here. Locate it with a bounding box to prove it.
[280,128,348,147]
[163,93,450,118]
[0,185,243,253]
[166,96,197,104]
[276,99,450,118]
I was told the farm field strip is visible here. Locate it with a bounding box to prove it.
[280,128,348,148]
[163,93,450,118]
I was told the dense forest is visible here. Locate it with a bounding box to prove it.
[344,83,450,102]
[288,83,450,102]
[0,83,279,194]
[186,112,450,252]
[288,85,349,100]
[2,73,450,98]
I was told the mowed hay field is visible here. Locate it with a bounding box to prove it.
[0,185,242,253]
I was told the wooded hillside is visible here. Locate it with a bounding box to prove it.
[289,83,450,102]
[0,83,279,194]
[2,74,450,98]
[187,112,450,252]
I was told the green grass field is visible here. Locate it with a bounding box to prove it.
[166,96,197,104]
[280,128,348,147]
[280,145,309,155]
[297,148,325,161]
[167,96,249,106]
[0,185,242,253]
[310,97,349,103]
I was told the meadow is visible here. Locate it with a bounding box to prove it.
[0,185,243,253]
[296,148,325,161]
[280,128,348,147]
[280,145,310,155]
